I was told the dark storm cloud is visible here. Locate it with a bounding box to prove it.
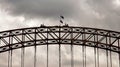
[0,0,77,19]
[1,0,120,31]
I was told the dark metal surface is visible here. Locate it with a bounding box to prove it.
[0,25,120,53]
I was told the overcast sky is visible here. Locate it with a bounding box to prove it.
[0,0,120,67]
[0,0,120,31]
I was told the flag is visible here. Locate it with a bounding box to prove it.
[60,20,63,23]
[60,15,64,19]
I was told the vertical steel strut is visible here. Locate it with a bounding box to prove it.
[94,34,96,67]
[21,30,25,67]
[94,47,97,67]
[47,28,49,67]
[82,28,86,67]
[106,35,109,67]
[82,45,84,67]
[118,39,120,67]
[59,26,61,67]
[109,35,112,67]
[97,30,99,67]
[10,33,13,67]
[21,48,24,67]
[106,49,109,67]
[10,50,12,67]
[82,33,85,67]
[97,47,99,67]
[34,28,37,67]
[71,28,74,67]
[8,50,10,67]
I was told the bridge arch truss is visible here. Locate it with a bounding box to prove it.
[0,25,120,67]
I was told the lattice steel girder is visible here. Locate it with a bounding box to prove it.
[0,26,120,53]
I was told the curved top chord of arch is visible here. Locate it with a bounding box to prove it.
[0,25,120,53]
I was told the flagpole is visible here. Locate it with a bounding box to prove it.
[59,15,64,26]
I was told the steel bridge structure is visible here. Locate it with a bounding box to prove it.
[0,25,120,67]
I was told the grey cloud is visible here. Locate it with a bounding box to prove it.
[1,0,120,31]
[1,0,77,19]
[86,0,120,31]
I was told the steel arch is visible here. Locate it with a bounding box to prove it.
[0,25,120,53]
